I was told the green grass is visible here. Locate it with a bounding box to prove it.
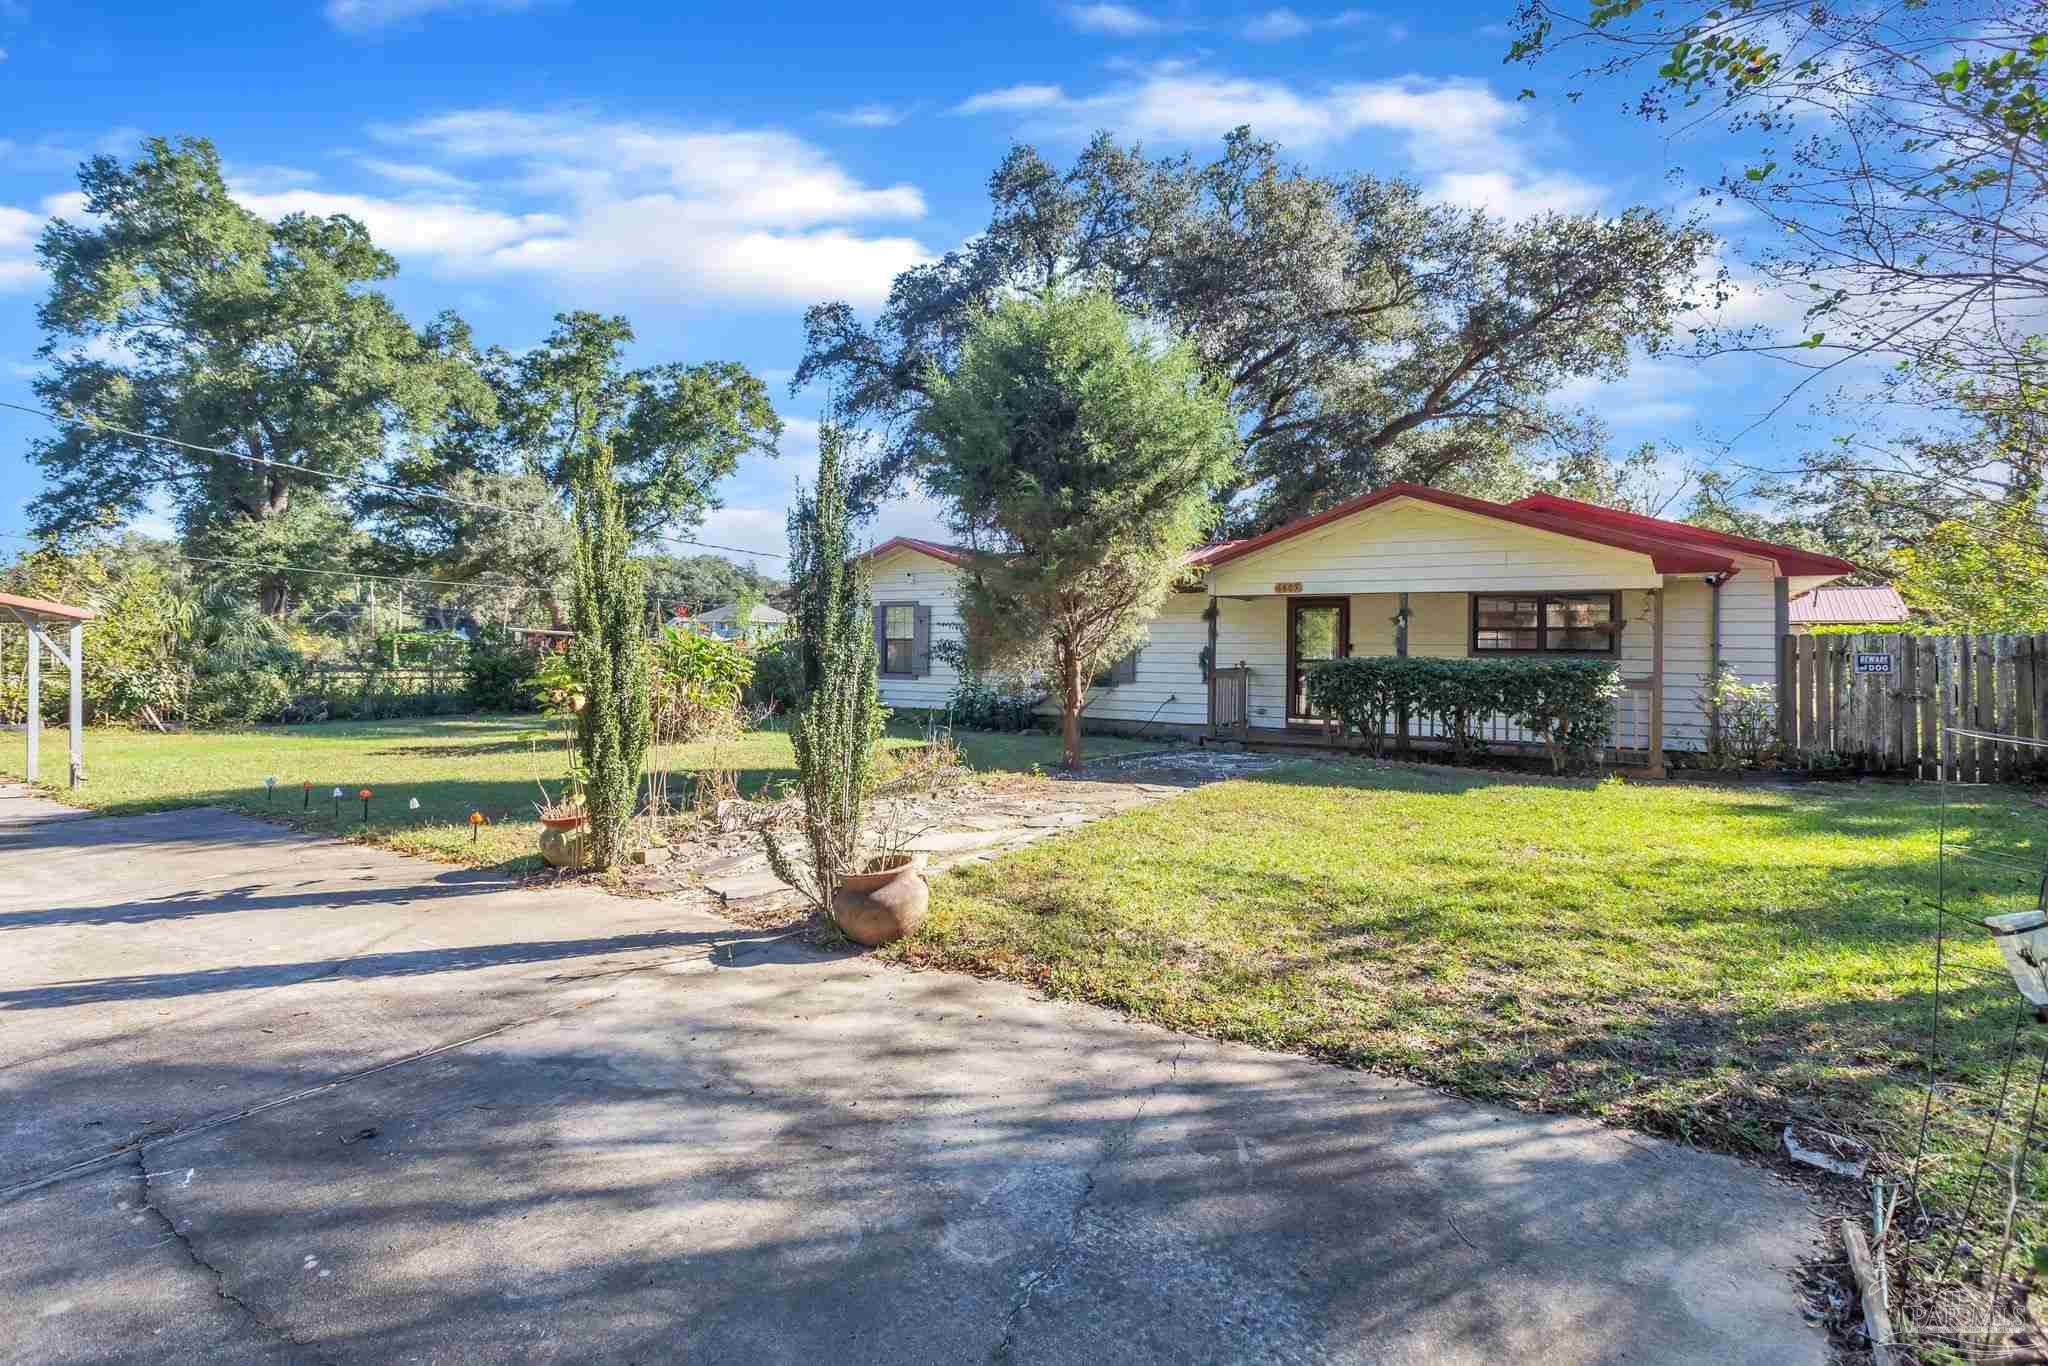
[0,715,1164,868]
[891,759,2048,1337]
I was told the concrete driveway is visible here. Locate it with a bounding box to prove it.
[0,787,1825,1364]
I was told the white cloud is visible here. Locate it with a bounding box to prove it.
[1427,169,1605,220]
[240,110,941,307]
[354,158,480,193]
[1242,8,1313,40]
[1065,3,1163,36]
[956,69,1520,154]
[325,0,535,32]
[830,103,908,128]
[1553,357,1714,426]
[0,204,44,292]
[954,84,1068,116]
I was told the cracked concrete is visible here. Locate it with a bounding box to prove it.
[0,787,1825,1363]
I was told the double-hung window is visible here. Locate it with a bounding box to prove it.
[882,603,916,676]
[1471,592,1619,654]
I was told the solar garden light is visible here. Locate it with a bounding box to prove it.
[302,780,312,810]
[469,810,486,845]
[359,788,373,822]
[1982,910,2048,1023]
[331,787,343,822]
[408,796,421,826]
[264,776,276,805]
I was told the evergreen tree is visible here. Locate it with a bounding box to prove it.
[919,289,1239,768]
[763,422,885,912]
[570,441,651,871]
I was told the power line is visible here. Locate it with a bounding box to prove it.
[0,398,789,562]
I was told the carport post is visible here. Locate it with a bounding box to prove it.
[67,622,83,788]
[23,625,38,785]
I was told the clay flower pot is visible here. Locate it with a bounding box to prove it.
[538,811,589,831]
[832,852,930,947]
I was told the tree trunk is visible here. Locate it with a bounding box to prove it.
[1060,647,1084,770]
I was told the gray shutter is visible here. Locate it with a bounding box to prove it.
[912,605,933,676]
[1110,648,1139,686]
[872,604,888,675]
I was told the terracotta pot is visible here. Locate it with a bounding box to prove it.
[832,853,930,946]
[538,811,588,831]
[539,822,591,870]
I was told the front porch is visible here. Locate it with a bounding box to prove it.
[1199,587,1671,774]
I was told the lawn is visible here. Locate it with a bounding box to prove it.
[1,716,1166,867]
[893,758,2048,1341]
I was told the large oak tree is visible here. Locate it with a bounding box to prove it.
[798,129,1716,534]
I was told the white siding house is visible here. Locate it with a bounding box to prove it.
[859,486,1853,771]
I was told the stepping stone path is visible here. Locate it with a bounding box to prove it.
[640,747,1296,924]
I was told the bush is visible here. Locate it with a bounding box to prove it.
[1307,656,1623,772]
[650,626,754,741]
[931,637,1046,732]
[187,668,294,725]
[1704,667,1780,769]
[463,625,543,713]
[745,637,803,715]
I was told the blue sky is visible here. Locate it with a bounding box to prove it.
[0,0,1811,571]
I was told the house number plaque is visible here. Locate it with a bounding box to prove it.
[1273,581,1304,594]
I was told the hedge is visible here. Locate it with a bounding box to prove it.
[1304,655,1624,772]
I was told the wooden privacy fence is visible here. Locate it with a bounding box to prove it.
[1779,633,2048,781]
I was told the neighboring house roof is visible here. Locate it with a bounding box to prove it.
[1509,493,1860,577]
[0,591,96,623]
[1788,585,1910,625]
[860,536,970,567]
[1194,483,1743,576]
[694,602,790,625]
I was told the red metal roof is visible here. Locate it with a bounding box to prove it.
[859,536,969,567]
[1789,585,1909,625]
[0,591,96,623]
[1194,483,1739,575]
[1509,493,1859,577]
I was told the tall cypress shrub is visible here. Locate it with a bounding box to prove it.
[571,440,651,870]
[763,422,884,911]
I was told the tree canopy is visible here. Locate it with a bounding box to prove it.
[918,288,1239,767]
[799,129,1715,535]
[29,136,485,611]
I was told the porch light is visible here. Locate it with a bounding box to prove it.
[1982,911,2048,1021]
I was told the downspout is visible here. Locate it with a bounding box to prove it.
[1708,574,1724,746]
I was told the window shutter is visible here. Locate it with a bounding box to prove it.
[1111,648,1139,686]
[872,604,888,674]
[912,605,933,676]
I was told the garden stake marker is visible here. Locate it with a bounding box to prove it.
[408,796,421,826]
[302,780,312,810]
[470,810,485,845]
[359,788,372,823]
[264,776,276,805]
[331,787,343,823]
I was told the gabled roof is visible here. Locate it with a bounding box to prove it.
[694,601,789,625]
[1509,492,1859,577]
[859,536,969,568]
[1789,585,1909,625]
[1194,483,1741,576]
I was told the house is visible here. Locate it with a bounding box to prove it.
[1787,584,1909,632]
[859,484,1856,774]
[681,601,790,642]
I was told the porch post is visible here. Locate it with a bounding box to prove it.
[1205,595,1219,734]
[1773,576,1792,749]
[1708,575,1723,745]
[67,622,84,788]
[1647,585,1667,777]
[24,624,39,785]
[1395,592,1410,752]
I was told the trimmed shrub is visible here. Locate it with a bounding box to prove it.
[463,625,543,713]
[1306,656,1623,772]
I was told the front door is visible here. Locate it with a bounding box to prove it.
[1287,597,1349,725]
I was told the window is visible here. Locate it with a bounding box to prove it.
[1471,592,1619,654]
[882,604,915,675]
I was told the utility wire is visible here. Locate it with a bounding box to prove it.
[0,398,789,562]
